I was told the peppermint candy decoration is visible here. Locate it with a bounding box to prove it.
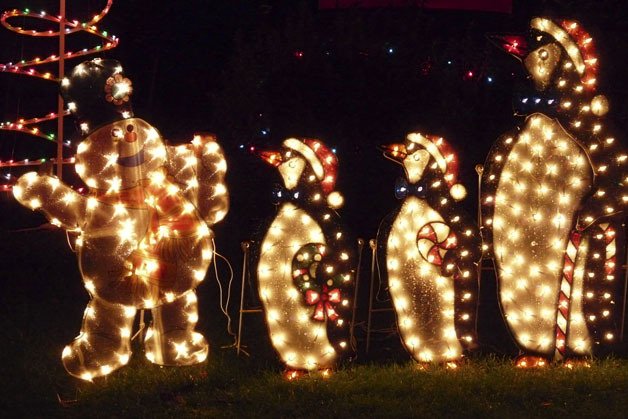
[416,222,457,266]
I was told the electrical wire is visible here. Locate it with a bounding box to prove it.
[211,238,238,347]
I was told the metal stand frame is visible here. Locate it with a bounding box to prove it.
[236,239,365,356]
[365,239,394,354]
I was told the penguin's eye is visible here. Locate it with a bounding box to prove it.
[413,153,421,161]
[111,128,123,139]
[538,49,549,61]
[288,159,297,168]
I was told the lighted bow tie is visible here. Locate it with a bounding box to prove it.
[395,177,428,200]
[271,184,302,204]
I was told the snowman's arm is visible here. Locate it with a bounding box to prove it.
[196,137,229,226]
[13,172,86,229]
[164,135,229,227]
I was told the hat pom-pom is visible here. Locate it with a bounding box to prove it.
[450,183,467,201]
[327,191,344,209]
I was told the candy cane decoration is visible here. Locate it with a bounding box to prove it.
[554,223,617,360]
[554,230,581,360]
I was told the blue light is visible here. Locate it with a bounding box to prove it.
[388,47,394,54]
[447,60,452,65]
[331,148,337,154]
[239,144,245,149]
[487,76,493,83]
[261,130,268,135]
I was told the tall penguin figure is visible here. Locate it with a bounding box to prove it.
[379,134,481,365]
[482,18,626,367]
[254,138,356,375]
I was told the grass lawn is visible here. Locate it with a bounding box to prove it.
[1,207,628,418]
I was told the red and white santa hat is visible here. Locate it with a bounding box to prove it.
[530,18,598,89]
[406,133,467,201]
[282,138,344,208]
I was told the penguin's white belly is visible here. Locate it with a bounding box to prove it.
[258,203,336,369]
[386,196,462,362]
[493,114,593,356]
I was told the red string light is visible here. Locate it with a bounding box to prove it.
[0,1,118,190]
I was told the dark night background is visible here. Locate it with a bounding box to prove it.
[0,0,627,365]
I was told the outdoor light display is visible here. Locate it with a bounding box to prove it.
[254,138,356,374]
[0,0,119,186]
[378,134,481,364]
[482,18,626,366]
[13,59,229,380]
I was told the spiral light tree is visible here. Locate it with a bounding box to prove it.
[0,0,118,187]
[253,138,356,379]
[482,18,626,368]
[13,58,229,380]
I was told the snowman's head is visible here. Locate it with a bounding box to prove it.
[61,58,134,137]
[74,118,167,192]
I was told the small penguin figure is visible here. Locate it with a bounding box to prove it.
[482,18,626,367]
[379,133,481,365]
[253,138,355,375]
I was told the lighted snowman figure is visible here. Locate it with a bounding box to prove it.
[12,59,229,380]
[482,18,626,367]
[254,138,355,376]
[379,133,480,365]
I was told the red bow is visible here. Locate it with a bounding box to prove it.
[305,286,341,321]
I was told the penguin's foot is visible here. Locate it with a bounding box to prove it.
[515,355,548,368]
[444,360,462,370]
[284,369,307,381]
[416,361,462,371]
[144,328,208,366]
[62,335,131,381]
[416,362,431,371]
[564,358,591,369]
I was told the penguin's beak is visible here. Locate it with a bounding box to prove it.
[487,33,528,60]
[256,149,283,167]
[379,143,407,163]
